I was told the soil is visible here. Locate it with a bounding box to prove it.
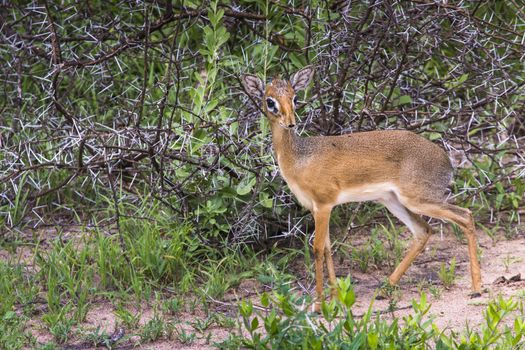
[4,225,525,349]
[349,231,525,330]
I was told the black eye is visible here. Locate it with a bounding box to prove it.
[266,98,275,109]
[293,96,298,105]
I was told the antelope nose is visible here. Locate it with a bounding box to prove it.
[288,123,295,128]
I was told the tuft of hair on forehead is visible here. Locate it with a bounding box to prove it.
[269,78,288,88]
[267,78,293,97]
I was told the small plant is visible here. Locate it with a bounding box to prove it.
[502,254,522,273]
[214,313,237,329]
[348,229,387,272]
[377,279,400,300]
[114,306,141,329]
[191,316,215,332]
[380,220,406,267]
[346,223,406,273]
[417,280,443,299]
[49,319,74,344]
[478,222,499,242]
[140,315,171,342]
[438,257,457,289]
[236,278,525,349]
[429,285,443,299]
[174,326,196,344]
[162,297,183,316]
[82,326,113,348]
[42,305,75,344]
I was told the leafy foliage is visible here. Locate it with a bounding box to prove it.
[234,278,525,349]
[0,2,524,348]
[0,1,523,243]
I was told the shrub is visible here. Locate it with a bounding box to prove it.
[236,278,525,349]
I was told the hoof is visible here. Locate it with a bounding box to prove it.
[469,291,482,298]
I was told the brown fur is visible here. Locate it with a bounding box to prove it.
[241,68,482,312]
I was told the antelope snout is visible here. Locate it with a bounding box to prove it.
[281,111,296,129]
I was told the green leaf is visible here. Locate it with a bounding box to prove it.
[237,176,256,195]
[250,316,259,331]
[216,27,230,48]
[261,292,269,307]
[259,192,273,208]
[428,132,442,140]
[397,95,413,105]
[367,332,379,349]
[204,99,219,114]
[239,300,253,317]
[3,311,16,321]
[457,73,469,84]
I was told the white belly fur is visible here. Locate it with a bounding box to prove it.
[335,182,398,205]
[283,175,398,211]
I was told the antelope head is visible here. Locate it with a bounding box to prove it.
[242,66,314,129]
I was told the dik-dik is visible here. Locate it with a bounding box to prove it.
[241,67,482,311]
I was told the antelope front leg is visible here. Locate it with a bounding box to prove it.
[312,205,332,312]
[324,234,337,298]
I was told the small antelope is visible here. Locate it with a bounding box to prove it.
[241,67,482,311]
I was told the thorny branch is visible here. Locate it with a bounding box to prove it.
[0,1,523,244]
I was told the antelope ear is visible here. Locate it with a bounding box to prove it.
[241,74,264,100]
[290,66,314,91]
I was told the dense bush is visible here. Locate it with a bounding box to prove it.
[1,1,524,241]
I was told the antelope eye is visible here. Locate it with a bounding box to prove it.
[293,96,298,106]
[266,98,275,109]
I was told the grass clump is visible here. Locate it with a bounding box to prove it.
[233,278,525,349]
[0,311,34,349]
[0,261,38,348]
[438,257,457,289]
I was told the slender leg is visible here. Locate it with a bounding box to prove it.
[378,193,432,286]
[312,205,332,312]
[388,230,430,285]
[461,211,482,294]
[324,234,337,298]
[403,201,482,293]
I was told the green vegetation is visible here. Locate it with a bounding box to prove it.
[0,211,251,348]
[1,209,525,348]
[1,0,524,348]
[438,257,457,289]
[232,280,525,349]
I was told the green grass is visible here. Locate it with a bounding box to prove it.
[438,257,457,289]
[0,201,298,348]
[232,279,525,349]
[0,311,34,349]
[340,221,406,273]
[1,203,524,348]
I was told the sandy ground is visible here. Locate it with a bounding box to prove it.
[348,231,525,330]
[4,226,524,349]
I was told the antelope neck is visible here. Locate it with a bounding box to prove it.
[270,120,299,166]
